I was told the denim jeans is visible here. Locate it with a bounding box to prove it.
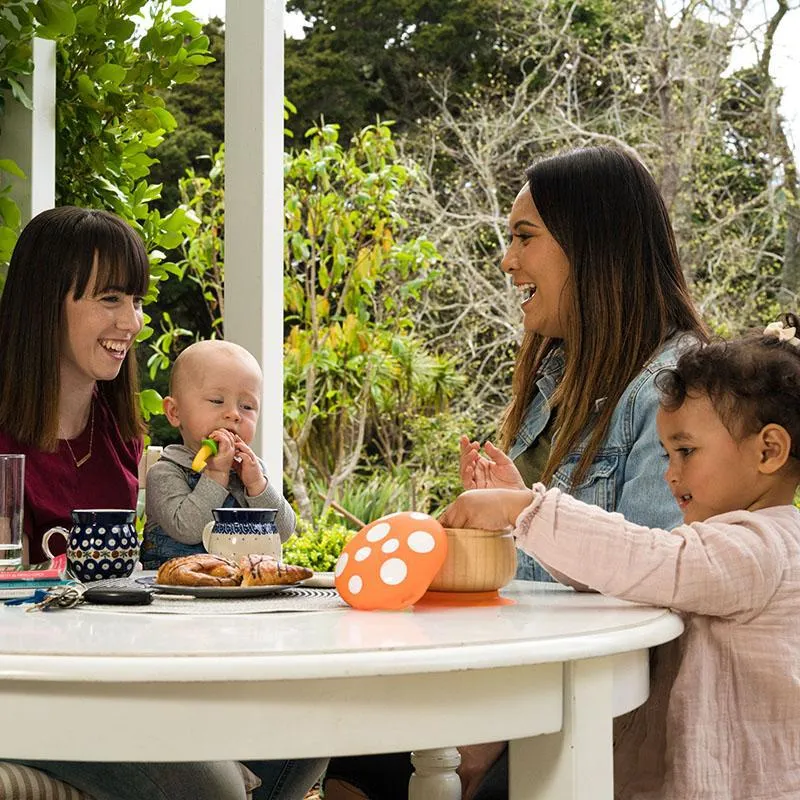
[17,760,251,800]
[140,527,205,569]
[18,758,328,800]
[244,758,328,800]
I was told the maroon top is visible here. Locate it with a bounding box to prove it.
[0,394,142,563]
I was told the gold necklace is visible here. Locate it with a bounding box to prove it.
[63,401,95,468]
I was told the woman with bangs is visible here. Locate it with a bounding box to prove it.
[324,147,709,800]
[0,206,327,799]
[0,206,149,564]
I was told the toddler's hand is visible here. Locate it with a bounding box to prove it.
[439,488,534,531]
[202,429,237,486]
[459,435,526,490]
[233,436,267,496]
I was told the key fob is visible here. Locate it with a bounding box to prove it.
[83,587,153,606]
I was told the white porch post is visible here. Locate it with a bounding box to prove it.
[224,0,284,492]
[1,38,56,224]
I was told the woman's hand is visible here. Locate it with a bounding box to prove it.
[233,436,268,496]
[439,488,534,531]
[459,436,526,490]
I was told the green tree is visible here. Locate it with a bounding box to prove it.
[149,16,225,211]
[283,120,465,519]
[284,0,520,142]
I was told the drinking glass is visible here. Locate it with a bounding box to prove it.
[0,454,25,567]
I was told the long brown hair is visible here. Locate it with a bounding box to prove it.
[0,206,149,450]
[499,147,707,485]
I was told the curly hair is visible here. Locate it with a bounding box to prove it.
[656,312,800,459]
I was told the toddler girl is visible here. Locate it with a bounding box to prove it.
[441,313,800,799]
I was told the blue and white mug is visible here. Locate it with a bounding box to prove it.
[201,507,281,560]
[42,509,139,582]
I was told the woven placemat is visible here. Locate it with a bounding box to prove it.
[76,585,347,615]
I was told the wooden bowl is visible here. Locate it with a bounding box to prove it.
[427,527,516,593]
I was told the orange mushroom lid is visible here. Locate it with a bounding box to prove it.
[334,512,447,610]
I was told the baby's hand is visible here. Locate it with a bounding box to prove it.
[202,429,237,486]
[439,488,534,531]
[233,436,267,496]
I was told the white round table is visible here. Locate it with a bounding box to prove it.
[0,581,682,800]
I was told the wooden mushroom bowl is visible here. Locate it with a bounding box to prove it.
[427,527,516,593]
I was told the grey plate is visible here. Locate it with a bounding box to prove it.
[136,575,297,598]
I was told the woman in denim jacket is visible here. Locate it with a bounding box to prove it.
[324,146,708,800]
[459,147,707,586]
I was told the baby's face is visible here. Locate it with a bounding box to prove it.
[171,352,262,452]
[656,394,762,524]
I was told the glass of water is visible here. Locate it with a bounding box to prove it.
[0,454,25,567]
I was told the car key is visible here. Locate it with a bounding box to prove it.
[83,587,153,606]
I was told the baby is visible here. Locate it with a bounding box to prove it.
[141,339,296,569]
[441,314,800,799]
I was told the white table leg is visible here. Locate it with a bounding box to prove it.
[409,747,461,800]
[509,657,614,800]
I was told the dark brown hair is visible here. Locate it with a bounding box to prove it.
[0,206,149,449]
[657,312,800,458]
[499,146,708,485]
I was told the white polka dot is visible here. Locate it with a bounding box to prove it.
[407,530,436,553]
[355,546,372,562]
[380,558,408,585]
[334,552,349,576]
[348,575,363,594]
[381,538,400,554]
[366,522,391,542]
[409,512,429,520]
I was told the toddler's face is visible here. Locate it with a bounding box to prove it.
[168,352,262,452]
[656,394,762,524]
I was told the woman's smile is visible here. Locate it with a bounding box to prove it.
[99,338,130,360]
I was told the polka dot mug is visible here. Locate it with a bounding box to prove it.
[42,509,139,582]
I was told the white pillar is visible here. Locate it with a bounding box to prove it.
[224,0,284,491]
[1,38,56,224]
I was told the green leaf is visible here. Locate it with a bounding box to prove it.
[6,77,33,110]
[138,388,164,415]
[75,72,97,98]
[0,227,18,261]
[106,17,135,40]
[0,159,25,179]
[36,0,76,35]
[94,63,127,86]
[150,106,177,132]
[0,197,21,230]
[74,4,98,28]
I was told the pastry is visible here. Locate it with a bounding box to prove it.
[157,553,241,587]
[238,554,313,586]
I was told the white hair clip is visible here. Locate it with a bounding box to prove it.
[763,320,800,348]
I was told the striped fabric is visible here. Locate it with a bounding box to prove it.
[0,763,89,799]
[0,761,261,799]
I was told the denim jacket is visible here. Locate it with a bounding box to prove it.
[510,334,693,581]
